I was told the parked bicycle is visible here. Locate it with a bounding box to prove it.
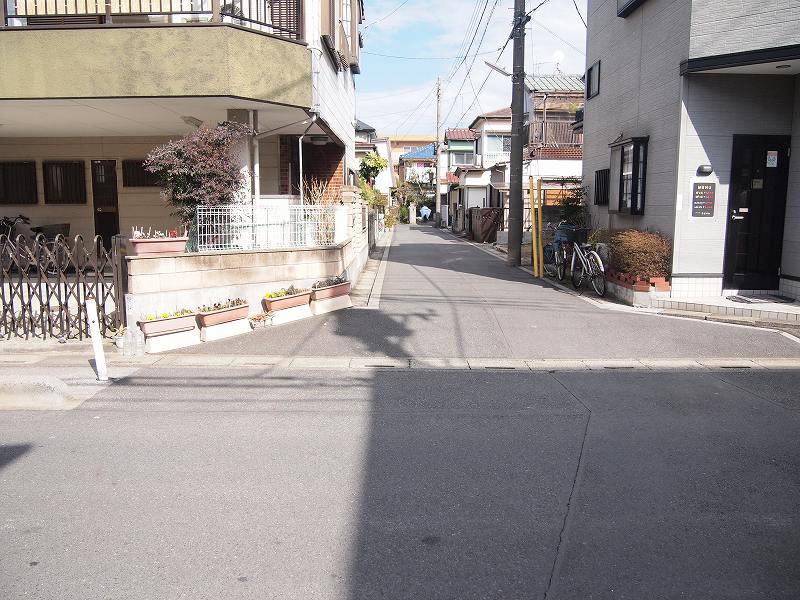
[542,222,567,281]
[568,238,606,297]
[1,215,72,275]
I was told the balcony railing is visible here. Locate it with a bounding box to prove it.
[2,0,304,40]
[483,151,511,165]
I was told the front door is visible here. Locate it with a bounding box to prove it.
[91,160,119,249]
[723,135,791,290]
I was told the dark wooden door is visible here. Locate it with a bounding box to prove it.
[723,135,791,290]
[91,160,119,249]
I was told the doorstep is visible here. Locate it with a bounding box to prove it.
[654,296,800,325]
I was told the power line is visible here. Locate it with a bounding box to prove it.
[453,37,512,125]
[441,0,501,125]
[532,18,585,55]
[363,0,412,30]
[392,82,438,135]
[571,0,587,27]
[362,47,502,61]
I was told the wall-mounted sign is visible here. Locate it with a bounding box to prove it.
[691,182,715,217]
[752,178,763,190]
[767,150,778,168]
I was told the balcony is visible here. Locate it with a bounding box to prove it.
[0,0,312,111]
[483,151,510,166]
[2,0,304,40]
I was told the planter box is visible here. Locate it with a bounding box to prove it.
[262,291,311,312]
[311,281,351,301]
[129,237,188,256]
[138,313,196,337]
[197,304,249,327]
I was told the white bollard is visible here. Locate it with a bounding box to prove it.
[85,296,108,382]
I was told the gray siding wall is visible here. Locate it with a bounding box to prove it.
[781,76,800,297]
[582,0,690,235]
[689,1,800,59]
[672,74,795,293]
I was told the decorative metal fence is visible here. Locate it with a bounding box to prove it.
[196,204,349,252]
[0,234,122,341]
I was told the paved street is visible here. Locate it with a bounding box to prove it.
[2,225,800,599]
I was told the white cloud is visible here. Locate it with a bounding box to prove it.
[357,0,587,136]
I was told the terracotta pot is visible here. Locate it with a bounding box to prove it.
[311,281,351,301]
[197,304,249,327]
[262,291,311,312]
[138,313,196,337]
[129,237,188,256]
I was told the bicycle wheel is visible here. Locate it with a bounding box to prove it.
[588,251,606,297]
[555,243,566,281]
[571,250,584,289]
[542,243,555,276]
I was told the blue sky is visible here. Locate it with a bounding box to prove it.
[355,0,588,137]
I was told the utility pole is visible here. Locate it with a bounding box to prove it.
[435,77,442,220]
[507,0,528,266]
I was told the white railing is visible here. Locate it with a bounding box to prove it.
[196,204,349,252]
[483,151,511,166]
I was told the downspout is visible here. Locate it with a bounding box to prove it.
[298,114,318,204]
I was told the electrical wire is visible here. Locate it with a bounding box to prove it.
[532,18,585,55]
[571,0,587,27]
[362,47,503,61]
[363,0,412,30]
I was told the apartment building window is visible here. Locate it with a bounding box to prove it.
[609,137,647,215]
[586,61,600,99]
[122,160,160,187]
[43,161,86,205]
[451,151,475,166]
[341,0,352,48]
[0,162,38,205]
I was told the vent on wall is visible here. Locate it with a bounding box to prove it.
[594,168,610,206]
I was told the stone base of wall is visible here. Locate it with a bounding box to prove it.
[779,277,800,300]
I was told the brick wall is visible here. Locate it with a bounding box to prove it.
[279,136,345,202]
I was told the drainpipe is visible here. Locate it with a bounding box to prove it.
[298,114,318,204]
[251,110,260,202]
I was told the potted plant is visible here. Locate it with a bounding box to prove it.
[129,227,188,256]
[311,275,350,301]
[197,298,249,327]
[138,308,196,337]
[262,285,311,311]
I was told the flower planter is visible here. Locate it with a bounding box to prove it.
[129,237,188,256]
[197,304,249,327]
[262,291,311,312]
[311,281,351,301]
[138,313,197,337]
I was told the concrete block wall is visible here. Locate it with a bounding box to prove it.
[126,242,354,322]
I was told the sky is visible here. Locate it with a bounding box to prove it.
[355,0,588,138]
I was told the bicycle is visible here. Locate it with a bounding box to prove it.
[542,222,567,281]
[1,214,34,272]
[569,239,606,297]
[1,215,70,276]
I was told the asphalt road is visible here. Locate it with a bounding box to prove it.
[1,367,799,599]
[2,224,800,599]
[180,224,800,359]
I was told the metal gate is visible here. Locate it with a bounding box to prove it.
[0,234,123,341]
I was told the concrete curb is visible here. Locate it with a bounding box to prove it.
[0,376,82,410]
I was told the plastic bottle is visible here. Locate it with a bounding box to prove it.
[134,326,146,356]
[122,328,134,357]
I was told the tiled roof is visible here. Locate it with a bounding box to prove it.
[477,106,512,119]
[529,146,583,160]
[525,74,584,93]
[445,128,478,140]
[355,119,376,133]
[399,143,435,160]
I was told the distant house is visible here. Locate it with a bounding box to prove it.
[582,0,800,300]
[398,143,436,186]
[355,120,394,197]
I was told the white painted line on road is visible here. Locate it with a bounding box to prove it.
[366,227,394,310]
[349,357,410,369]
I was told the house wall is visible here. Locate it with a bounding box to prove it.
[259,137,281,195]
[0,136,179,240]
[671,74,796,297]
[583,0,691,235]
[373,139,394,196]
[780,75,800,300]
[474,119,512,168]
[688,1,800,59]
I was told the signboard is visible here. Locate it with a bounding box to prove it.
[766,150,778,168]
[691,182,715,217]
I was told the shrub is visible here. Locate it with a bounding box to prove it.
[399,205,409,223]
[609,229,672,279]
[588,228,610,245]
[384,206,398,228]
[144,121,254,225]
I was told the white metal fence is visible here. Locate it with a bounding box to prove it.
[196,204,349,252]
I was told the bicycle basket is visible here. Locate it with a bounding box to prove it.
[554,225,589,244]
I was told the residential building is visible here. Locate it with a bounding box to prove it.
[388,134,436,180]
[398,144,436,186]
[354,119,394,196]
[0,0,364,245]
[469,108,513,169]
[581,0,800,299]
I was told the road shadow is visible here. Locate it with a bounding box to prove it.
[0,444,32,472]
